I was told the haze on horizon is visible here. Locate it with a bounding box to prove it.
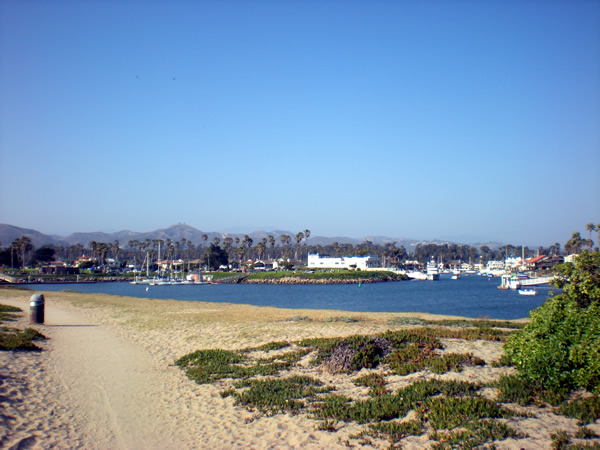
[1,2,599,248]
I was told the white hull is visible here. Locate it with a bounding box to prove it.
[406,271,427,280]
[426,259,439,281]
[518,289,537,296]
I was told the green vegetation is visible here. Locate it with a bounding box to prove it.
[557,396,600,425]
[429,419,519,449]
[0,304,46,351]
[323,316,360,323]
[504,250,600,395]
[228,376,332,414]
[177,322,551,447]
[175,347,312,384]
[0,303,21,322]
[242,269,407,283]
[353,373,388,396]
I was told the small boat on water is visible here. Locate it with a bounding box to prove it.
[518,289,537,296]
[426,259,440,281]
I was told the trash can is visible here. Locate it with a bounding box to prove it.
[30,294,45,324]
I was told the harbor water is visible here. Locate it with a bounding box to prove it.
[22,273,555,320]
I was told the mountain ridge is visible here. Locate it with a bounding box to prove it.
[0,223,502,250]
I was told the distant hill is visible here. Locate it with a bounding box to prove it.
[1,223,497,251]
[0,224,68,248]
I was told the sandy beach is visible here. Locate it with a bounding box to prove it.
[1,287,598,449]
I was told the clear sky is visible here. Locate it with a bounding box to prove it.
[1,1,599,247]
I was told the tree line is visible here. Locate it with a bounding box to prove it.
[1,223,598,271]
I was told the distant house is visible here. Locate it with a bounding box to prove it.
[74,255,93,267]
[307,253,380,270]
[485,260,505,271]
[534,255,564,270]
[514,255,563,272]
[40,261,79,275]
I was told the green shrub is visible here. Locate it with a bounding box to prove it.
[175,349,247,383]
[323,316,360,323]
[253,341,290,352]
[0,304,47,351]
[0,304,21,322]
[232,376,330,414]
[556,396,600,425]
[575,427,598,439]
[353,373,388,396]
[504,298,600,394]
[550,429,570,449]
[504,250,600,395]
[430,419,518,449]
[286,315,311,322]
[496,374,537,405]
[0,327,46,351]
[425,396,513,430]
[367,420,422,443]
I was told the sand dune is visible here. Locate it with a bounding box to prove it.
[1,288,598,449]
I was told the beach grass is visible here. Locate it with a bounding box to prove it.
[175,324,533,447]
[0,304,46,351]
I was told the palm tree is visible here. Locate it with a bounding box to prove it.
[303,229,311,245]
[17,236,33,269]
[586,223,597,249]
[565,232,584,255]
[244,236,253,259]
[295,232,304,261]
[223,237,233,261]
[89,241,98,264]
[268,235,276,259]
[9,241,18,269]
[97,242,109,267]
[256,241,266,260]
[10,236,32,269]
[280,234,291,259]
[128,239,138,263]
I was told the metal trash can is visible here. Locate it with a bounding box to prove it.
[30,294,45,324]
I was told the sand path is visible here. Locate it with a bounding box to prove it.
[47,305,184,448]
[1,296,338,449]
[2,300,196,448]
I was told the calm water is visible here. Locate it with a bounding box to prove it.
[23,274,555,320]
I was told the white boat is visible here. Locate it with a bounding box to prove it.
[426,259,439,281]
[518,289,537,296]
[406,271,427,280]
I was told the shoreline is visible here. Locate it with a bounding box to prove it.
[2,277,403,285]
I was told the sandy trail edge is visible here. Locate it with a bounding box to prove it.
[1,289,599,449]
[1,298,205,449]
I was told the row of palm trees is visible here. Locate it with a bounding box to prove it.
[3,224,597,270]
[85,229,313,268]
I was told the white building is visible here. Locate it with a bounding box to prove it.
[307,253,380,270]
[485,260,505,271]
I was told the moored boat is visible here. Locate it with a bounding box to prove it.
[518,289,537,296]
[426,259,440,281]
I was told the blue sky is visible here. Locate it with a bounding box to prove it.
[1,1,599,246]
